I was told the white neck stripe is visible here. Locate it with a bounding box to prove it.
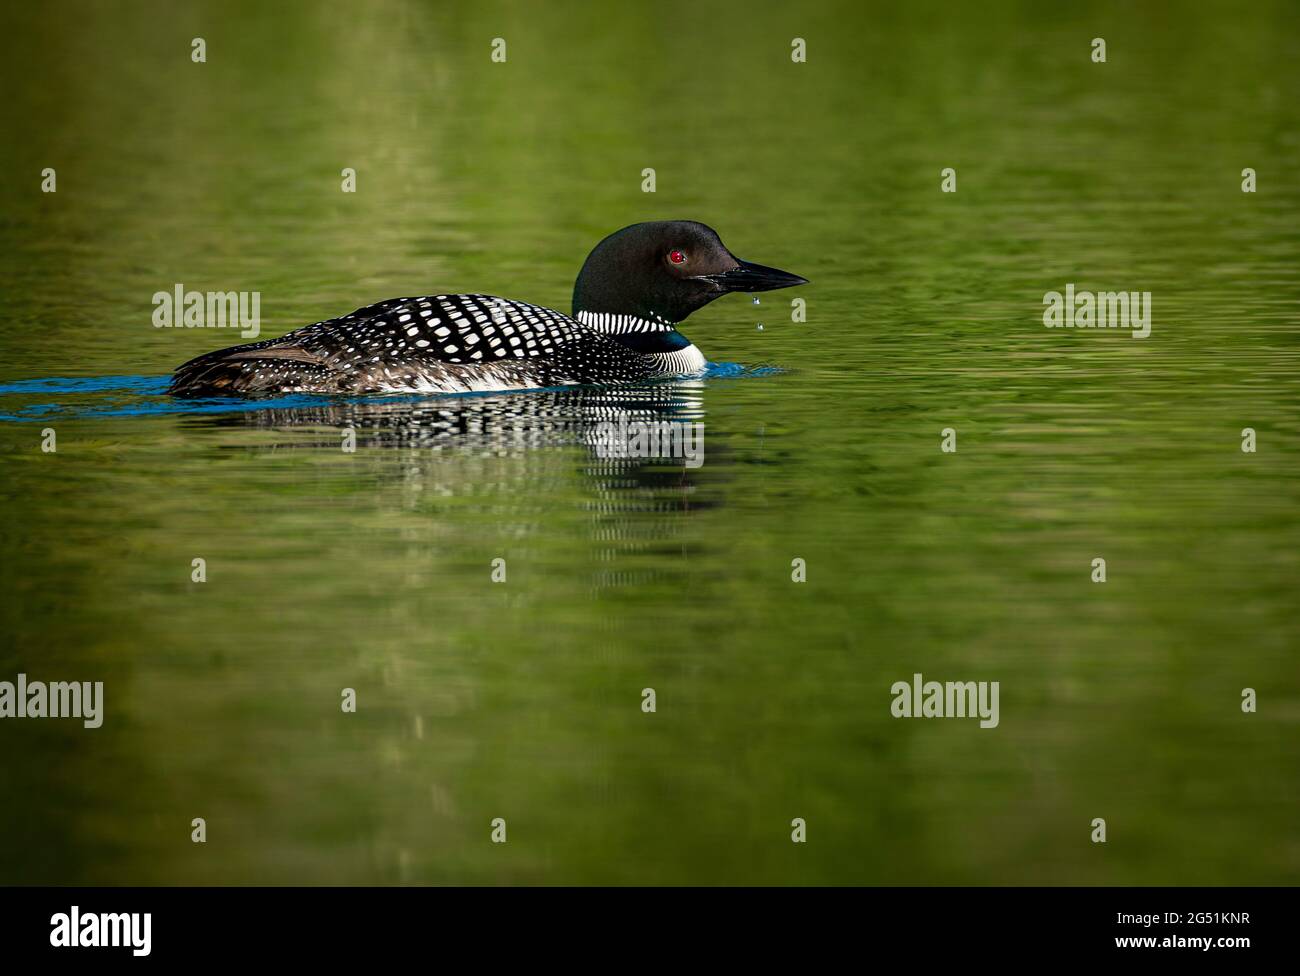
[576,311,677,335]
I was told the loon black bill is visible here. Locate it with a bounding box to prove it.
[694,260,809,293]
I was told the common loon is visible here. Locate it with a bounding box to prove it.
[167,220,806,397]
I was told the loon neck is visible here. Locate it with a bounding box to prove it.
[575,310,692,354]
[575,310,679,335]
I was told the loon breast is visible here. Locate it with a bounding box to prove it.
[168,295,706,397]
[574,311,708,378]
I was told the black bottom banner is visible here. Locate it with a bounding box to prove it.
[0,885,1284,963]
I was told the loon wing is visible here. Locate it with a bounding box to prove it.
[166,344,339,396]
[299,295,588,370]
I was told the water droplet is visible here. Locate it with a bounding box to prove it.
[756,323,764,331]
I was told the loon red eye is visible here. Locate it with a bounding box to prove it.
[668,249,687,265]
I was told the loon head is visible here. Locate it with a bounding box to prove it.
[572,220,807,326]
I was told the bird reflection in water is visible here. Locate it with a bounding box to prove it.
[195,380,725,590]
